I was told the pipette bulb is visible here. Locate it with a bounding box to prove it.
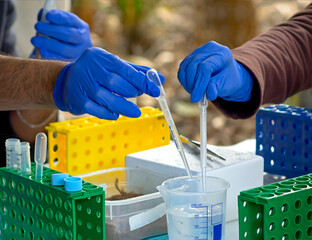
[35,133,47,164]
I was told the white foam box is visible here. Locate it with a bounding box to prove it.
[125,142,264,222]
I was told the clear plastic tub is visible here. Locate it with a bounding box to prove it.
[76,167,170,240]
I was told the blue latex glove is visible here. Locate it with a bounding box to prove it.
[53,47,165,120]
[178,41,254,103]
[31,9,92,61]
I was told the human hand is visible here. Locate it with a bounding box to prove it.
[178,41,254,103]
[53,47,164,120]
[31,9,92,61]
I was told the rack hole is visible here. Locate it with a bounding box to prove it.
[295,200,302,209]
[0,177,6,187]
[10,224,16,233]
[281,147,287,154]
[295,215,302,224]
[305,139,309,145]
[53,158,59,166]
[295,230,302,239]
[281,203,289,213]
[281,219,288,228]
[9,180,15,190]
[19,228,26,237]
[27,217,34,226]
[282,234,289,240]
[269,207,276,216]
[270,119,275,126]
[281,134,287,142]
[53,145,58,152]
[269,222,276,231]
[28,232,34,240]
[259,144,263,151]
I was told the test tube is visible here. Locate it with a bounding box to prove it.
[15,141,21,172]
[5,138,20,169]
[35,133,47,179]
[21,142,31,175]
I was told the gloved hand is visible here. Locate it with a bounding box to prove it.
[178,41,254,103]
[53,47,164,120]
[31,9,92,61]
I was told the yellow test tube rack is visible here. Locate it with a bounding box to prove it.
[46,107,170,175]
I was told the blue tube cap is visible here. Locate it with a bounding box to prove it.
[64,177,82,192]
[51,173,69,186]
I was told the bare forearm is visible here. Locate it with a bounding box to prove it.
[0,55,67,110]
[10,109,57,143]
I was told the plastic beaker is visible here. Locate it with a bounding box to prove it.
[157,176,229,240]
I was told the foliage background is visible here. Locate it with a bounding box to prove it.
[71,0,309,145]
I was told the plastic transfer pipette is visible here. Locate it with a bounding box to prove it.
[36,0,57,58]
[199,96,208,192]
[35,133,47,179]
[147,69,192,178]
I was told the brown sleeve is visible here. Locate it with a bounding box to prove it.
[213,4,312,119]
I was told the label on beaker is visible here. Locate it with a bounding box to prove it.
[167,204,224,240]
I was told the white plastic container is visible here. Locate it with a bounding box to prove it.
[76,167,170,240]
[126,142,264,222]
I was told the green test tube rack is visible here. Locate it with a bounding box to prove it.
[238,174,312,240]
[0,163,105,240]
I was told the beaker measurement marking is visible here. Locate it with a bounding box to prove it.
[192,204,209,238]
[191,203,204,208]
[194,214,209,218]
[194,225,208,229]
